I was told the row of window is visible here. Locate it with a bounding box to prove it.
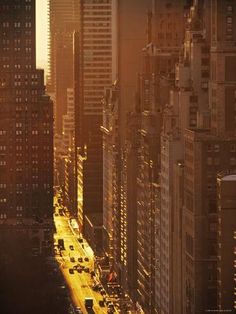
[207,157,236,166]
[207,144,236,152]
[16,97,38,103]
[226,10,234,40]
[2,22,32,28]
[14,81,38,87]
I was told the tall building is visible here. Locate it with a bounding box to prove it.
[210,0,236,137]
[100,0,157,303]
[152,0,192,49]
[102,0,190,309]
[0,0,53,255]
[161,3,211,313]
[74,0,115,245]
[108,0,153,291]
[181,1,236,313]
[160,96,184,314]
[48,0,79,134]
[133,1,191,312]
[183,131,236,313]
[117,0,152,144]
[101,82,119,259]
[217,172,236,312]
[62,88,75,153]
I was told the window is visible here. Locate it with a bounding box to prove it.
[207,157,213,165]
[214,158,220,166]
[230,157,236,166]
[230,144,236,152]
[227,16,233,24]
[207,184,212,191]
[209,200,217,213]
[207,144,212,152]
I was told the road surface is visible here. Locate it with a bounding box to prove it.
[54,212,114,314]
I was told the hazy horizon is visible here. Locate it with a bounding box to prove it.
[36,0,48,73]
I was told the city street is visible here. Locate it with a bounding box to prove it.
[54,207,118,314]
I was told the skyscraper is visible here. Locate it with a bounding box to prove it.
[0,0,53,255]
[74,0,115,241]
[48,0,79,134]
[217,172,236,311]
[181,1,236,312]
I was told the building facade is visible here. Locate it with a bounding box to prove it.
[48,0,79,134]
[217,172,236,312]
[182,1,236,313]
[74,0,115,244]
[0,0,53,255]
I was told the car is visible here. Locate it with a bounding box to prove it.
[79,264,85,269]
[108,303,115,310]
[84,267,89,273]
[69,245,74,250]
[90,270,95,277]
[78,238,83,243]
[84,257,89,262]
[74,307,82,314]
[70,257,75,263]
[78,257,83,263]
[100,289,106,296]
[99,300,105,307]
[69,268,74,274]
[77,268,82,273]
[98,285,103,291]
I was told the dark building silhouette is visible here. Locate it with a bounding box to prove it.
[0,0,53,255]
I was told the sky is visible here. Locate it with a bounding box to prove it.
[36,0,48,72]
